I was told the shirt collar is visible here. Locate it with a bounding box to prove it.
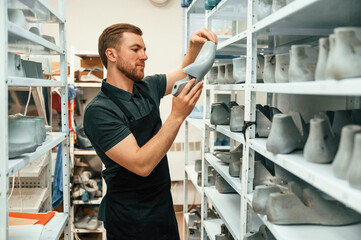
[102,79,140,101]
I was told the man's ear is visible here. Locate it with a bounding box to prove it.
[105,48,117,64]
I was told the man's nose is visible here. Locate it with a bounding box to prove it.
[139,50,148,61]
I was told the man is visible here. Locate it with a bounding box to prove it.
[84,23,217,240]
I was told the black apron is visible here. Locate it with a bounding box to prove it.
[101,82,180,240]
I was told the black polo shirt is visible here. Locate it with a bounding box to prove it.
[83,74,167,183]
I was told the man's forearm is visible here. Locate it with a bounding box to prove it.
[135,114,183,176]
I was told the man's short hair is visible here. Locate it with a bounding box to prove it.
[98,23,143,69]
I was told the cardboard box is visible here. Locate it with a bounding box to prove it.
[80,57,103,69]
[51,62,70,76]
[78,70,104,81]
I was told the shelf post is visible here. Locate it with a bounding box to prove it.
[0,0,9,238]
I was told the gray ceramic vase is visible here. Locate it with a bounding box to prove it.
[253,185,285,215]
[215,174,236,193]
[257,0,273,21]
[233,56,247,84]
[333,125,361,179]
[194,159,202,173]
[8,53,26,77]
[210,103,230,125]
[347,133,361,190]
[304,118,338,164]
[274,53,290,83]
[230,105,244,132]
[8,118,39,158]
[266,182,361,225]
[288,45,318,82]
[324,34,336,80]
[263,55,276,83]
[272,0,287,12]
[225,64,235,84]
[331,27,361,80]
[315,38,330,81]
[217,65,226,84]
[208,66,218,84]
[266,114,305,154]
[256,105,272,137]
[229,160,241,177]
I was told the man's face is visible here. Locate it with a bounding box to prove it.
[115,32,148,82]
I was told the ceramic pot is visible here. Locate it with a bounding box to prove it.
[330,27,361,80]
[29,26,40,36]
[266,114,305,154]
[315,38,330,81]
[8,53,26,77]
[333,125,361,179]
[8,9,27,29]
[253,161,277,187]
[304,118,338,164]
[324,34,336,80]
[230,105,244,132]
[18,116,46,144]
[258,0,273,21]
[194,159,202,173]
[256,105,272,137]
[224,64,235,84]
[257,54,265,81]
[288,45,318,82]
[8,118,38,158]
[275,53,290,83]
[266,182,361,225]
[263,55,276,83]
[233,56,247,83]
[215,174,236,193]
[289,111,309,144]
[272,0,287,12]
[347,133,361,190]
[208,66,218,84]
[210,103,230,125]
[217,65,226,84]
[252,185,284,215]
[229,160,241,177]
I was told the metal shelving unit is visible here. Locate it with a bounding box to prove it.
[183,0,361,239]
[68,49,106,240]
[1,0,70,239]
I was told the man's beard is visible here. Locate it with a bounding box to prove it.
[116,57,144,83]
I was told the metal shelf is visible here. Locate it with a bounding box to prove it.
[184,212,190,227]
[74,227,105,233]
[247,193,361,240]
[251,79,361,96]
[204,218,224,240]
[185,165,202,195]
[207,0,247,21]
[17,153,48,177]
[8,77,65,87]
[204,186,240,240]
[205,120,245,144]
[186,0,205,14]
[206,84,245,91]
[253,0,361,36]
[249,138,361,214]
[72,198,102,205]
[8,0,65,23]
[74,149,97,155]
[74,82,102,88]
[8,132,65,176]
[74,51,100,58]
[205,153,241,195]
[40,213,69,240]
[217,31,247,55]
[8,22,64,55]
[186,117,205,130]
[8,188,49,212]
